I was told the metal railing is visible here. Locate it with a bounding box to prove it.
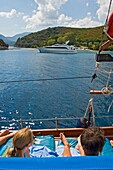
[0,116,113,129]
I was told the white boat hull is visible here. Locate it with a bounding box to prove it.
[38,47,77,54]
[38,42,77,54]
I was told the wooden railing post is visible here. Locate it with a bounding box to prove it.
[20,118,23,129]
[55,117,58,129]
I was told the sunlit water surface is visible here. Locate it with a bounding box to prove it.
[0,49,113,129]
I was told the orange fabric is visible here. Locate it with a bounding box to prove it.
[107,12,113,37]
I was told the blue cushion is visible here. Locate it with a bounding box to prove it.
[0,135,55,157]
[33,135,55,151]
[100,138,113,156]
[58,137,113,156]
[0,138,13,157]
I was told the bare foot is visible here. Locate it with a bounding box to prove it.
[60,133,69,146]
[110,140,113,146]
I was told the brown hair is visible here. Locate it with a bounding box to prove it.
[7,128,34,157]
[80,126,105,156]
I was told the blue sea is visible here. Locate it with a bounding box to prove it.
[0,48,113,130]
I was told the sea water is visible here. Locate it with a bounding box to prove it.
[0,48,113,129]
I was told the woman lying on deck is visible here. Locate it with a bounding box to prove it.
[60,126,105,156]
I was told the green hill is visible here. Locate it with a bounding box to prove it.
[14,26,109,50]
[0,39,9,50]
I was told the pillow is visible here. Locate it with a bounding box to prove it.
[30,135,58,157]
[100,138,113,156]
[33,135,55,151]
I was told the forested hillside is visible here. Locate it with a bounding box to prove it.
[0,39,9,50]
[14,26,110,50]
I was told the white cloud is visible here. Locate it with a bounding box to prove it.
[0,9,24,18]
[65,16,102,28]
[34,0,68,10]
[86,3,89,7]
[96,0,113,21]
[18,12,24,16]
[87,12,91,16]
[58,14,72,24]
[0,9,17,18]
[23,0,68,29]
[23,0,103,31]
[32,10,36,13]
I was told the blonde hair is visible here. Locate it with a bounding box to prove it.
[7,128,34,157]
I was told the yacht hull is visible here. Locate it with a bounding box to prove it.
[38,47,77,54]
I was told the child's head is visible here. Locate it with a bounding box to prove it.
[13,127,34,150]
[7,127,34,157]
[76,126,105,156]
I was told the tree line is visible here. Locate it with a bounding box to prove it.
[14,26,113,51]
[0,39,9,50]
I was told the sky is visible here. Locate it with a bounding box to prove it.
[0,0,113,36]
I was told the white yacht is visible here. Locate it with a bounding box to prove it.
[38,41,77,54]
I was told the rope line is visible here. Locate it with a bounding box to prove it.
[105,0,112,26]
[99,0,112,49]
[0,76,91,84]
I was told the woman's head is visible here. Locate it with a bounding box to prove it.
[13,127,34,150]
[7,127,34,157]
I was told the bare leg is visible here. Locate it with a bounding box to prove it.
[60,133,72,157]
[0,131,16,146]
[99,40,113,52]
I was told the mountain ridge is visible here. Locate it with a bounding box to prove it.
[14,26,108,50]
[0,32,31,46]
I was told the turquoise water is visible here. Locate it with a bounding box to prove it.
[0,49,113,129]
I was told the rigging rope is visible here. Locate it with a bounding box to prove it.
[108,100,113,112]
[106,68,112,87]
[99,0,113,50]
[101,67,113,97]
[105,0,112,26]
[93,59,113,97]
[0,76,91,84]
[96,62,113,74]
[84,98,95,126]
[89,0,113,125]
